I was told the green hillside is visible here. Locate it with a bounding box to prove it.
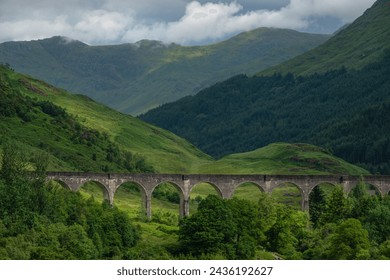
[197,143,369,175]
[141,0,390,174]
[0,28,329,115]
[0,64,211,173]
[0,64,368,175]
[260,0,390,75]
[141,53,390,174]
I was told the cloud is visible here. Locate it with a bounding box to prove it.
[0,0,376,45]
[121,0,376,45]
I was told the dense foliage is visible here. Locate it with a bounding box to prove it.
[0,144,139,259]
[141,52,390,174]
[175,187,390,260]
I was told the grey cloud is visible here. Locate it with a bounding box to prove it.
[0,0,377,45]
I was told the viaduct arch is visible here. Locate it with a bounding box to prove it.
[46,172,390,220]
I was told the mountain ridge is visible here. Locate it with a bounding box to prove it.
[259,0,390,76]
[0,28,330,115]
[140,0,390,174]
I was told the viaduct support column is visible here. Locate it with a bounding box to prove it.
[181,198,190,217]
[107,179,116,206]
[301,195,309,212]
[145,195,152,221]
[182,178,191,217]
[299,185,310,211]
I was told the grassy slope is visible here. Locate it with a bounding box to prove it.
[260,0,390,76]
[0,28,330,115]
[0,66,211,173]
[197,143,369,175]
[1,66,368,176]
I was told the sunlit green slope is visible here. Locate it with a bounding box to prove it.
[0,65,368,175]
[0,65,211,173]
[260,0,390,76]
[197,143,369,175]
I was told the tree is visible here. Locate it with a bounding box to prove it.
[365,203,390,244]
[349,181,379,221]
[327,218,371,259]
[0,141,28,184]
[178,195,265,259]
[309,186,326,227]
[226,198,259,259]
[265,204,307,259]
[178,195,236,258]
[0,143,35,235]
[320,185,350,225]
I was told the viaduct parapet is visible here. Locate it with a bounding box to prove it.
[46,172,390,219]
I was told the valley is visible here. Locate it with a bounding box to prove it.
[141,0,390,175]
[0,0,389,261]
[0,28,329,115]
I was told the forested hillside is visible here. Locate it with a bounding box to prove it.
[141,52,390,174]
[0,28,329,115]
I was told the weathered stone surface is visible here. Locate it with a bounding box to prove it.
[46,172,390,219]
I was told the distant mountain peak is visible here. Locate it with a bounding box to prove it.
[132,39,173,49]
[39,36,87,47]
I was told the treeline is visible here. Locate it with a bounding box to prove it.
[173,186,390,260]
[0,65,153,173]
[0,144,139,259]
[1,142,389,260]
[141,51,390,174]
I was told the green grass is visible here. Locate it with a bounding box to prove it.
[233,183,264,203]
[259,0,390,76]
[2,66,369,176]
[1,67,212,173]
[197,143,369,175]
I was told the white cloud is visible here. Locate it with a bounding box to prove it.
[0,0,377,45]
[74,10,132,43]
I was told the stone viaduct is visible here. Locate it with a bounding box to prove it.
[46,172,390,219]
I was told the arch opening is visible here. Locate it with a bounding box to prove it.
[349,182,381,197]
[271,182,303,210]
[78,181,110,203]
[151,182,183,225]
[189,182,222,215]
[232,182,264,203]
[114,182,147,221]
[47,179,72,191]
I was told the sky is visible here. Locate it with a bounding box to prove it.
[0,0,377,46]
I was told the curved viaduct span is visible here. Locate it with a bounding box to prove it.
[47,172,390,219]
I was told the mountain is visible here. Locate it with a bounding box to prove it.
[0,28,330,115]
[0,64,367,175]
[0,64,211,173]
[141,0,390,174]
[260,0,390,76]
